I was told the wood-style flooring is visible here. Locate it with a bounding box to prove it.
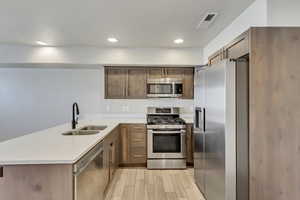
[105,168,205,200]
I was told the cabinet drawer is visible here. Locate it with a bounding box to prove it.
[130,132,146,140]
[129,125,146,148]
[130,146,146,163]
[130,139,145,148]
[130,125,146,132]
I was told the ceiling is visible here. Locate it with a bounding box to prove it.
[0,0,254,48]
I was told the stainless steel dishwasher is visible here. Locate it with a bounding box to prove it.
[73,141,108,200]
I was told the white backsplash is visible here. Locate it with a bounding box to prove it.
[100,99,194,114]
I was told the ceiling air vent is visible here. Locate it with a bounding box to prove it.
[197,12,218,29]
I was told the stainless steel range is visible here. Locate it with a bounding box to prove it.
[147,107,187,169]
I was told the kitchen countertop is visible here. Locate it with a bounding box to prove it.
[0,116,193,165]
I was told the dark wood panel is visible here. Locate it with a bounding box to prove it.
[249,27,300,200]
[0,165,73,200]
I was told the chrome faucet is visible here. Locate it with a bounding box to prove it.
[72,102,80,129]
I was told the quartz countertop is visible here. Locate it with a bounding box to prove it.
[0,116,193,165]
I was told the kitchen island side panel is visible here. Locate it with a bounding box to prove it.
[0,164,73,200]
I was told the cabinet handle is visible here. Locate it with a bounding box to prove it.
[0,167,3,178]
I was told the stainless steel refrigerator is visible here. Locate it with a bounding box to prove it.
[194,59,249,200]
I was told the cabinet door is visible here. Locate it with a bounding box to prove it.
[224,32,249,59]
[129,124,147,164]
[166,68,184,79]
[147,68,164,79]
[105,68,127,99]
[186,124,194,164]
[127,68,147,99]
[104,126,119,183]
[108,142,114,180]
[208,50,223,65]
[182,68,194,99]
[120,125,130,164]
[103,138,110,188]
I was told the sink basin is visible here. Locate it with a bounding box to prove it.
[79,125,107,131]
[62,130,99,136]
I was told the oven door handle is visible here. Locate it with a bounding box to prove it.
[150,130,186,135]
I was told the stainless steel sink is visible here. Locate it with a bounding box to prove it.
[79,125,107,131]
[62,130,99,136]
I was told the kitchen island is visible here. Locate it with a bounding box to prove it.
[0,116,193,200]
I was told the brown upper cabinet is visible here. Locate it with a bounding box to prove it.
[105,67,147,99]
[127,68,147,98]
[208,49,224,65]
[105,67,127,99]
[208,31,249,65]
[182,68,194,99]
[147,68,165,79]
[224,31,249,60]
[165,68,183,79]
[105,66,194,99]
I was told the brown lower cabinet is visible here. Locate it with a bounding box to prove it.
[103,126,120,182]
[186,123,194,165]
[120,124,147,166]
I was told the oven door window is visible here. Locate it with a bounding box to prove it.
[147,84,173,94]
[153,133,181,153]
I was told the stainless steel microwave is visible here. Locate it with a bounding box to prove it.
[147,78,183,98]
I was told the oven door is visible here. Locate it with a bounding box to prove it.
[148,129,186,159]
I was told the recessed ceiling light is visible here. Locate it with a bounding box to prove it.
[36,41,48,46]
[174,38,184,44]
[107,38,118,43]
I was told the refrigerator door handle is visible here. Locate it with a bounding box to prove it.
[195,107,202,129]
[203,108,206,132]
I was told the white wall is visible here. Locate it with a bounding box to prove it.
[0,45,202,66]
[0,65,193,142]
[267,0,300,26]
[203,0,268,62]
[0,67,102,142]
